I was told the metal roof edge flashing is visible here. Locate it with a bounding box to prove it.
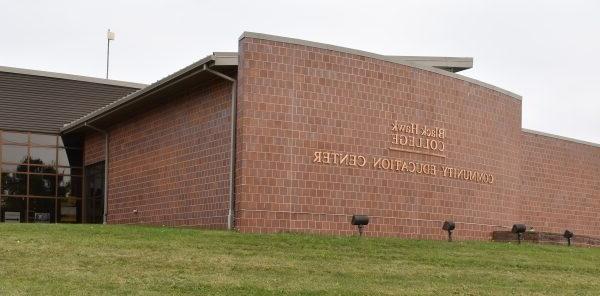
[386,56,473,72]
[522,128,600,148]
[213,52,240,66]
[239,31,521,101]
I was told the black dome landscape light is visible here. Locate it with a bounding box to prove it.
[563,230,574,246]
[511,224,527,244]
[442,221,456,242]
[351,215,369,237]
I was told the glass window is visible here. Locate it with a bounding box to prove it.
[58,137,82,149]
[57,176,82,198]
[59,199,81,223]
[1,173,27,195]
[29,174,56,197]
[58,167,84,176]
[57,167,71,175]
[2,145,29,164]
[28,198,55,223]
[29,165,56,174]
[30,147,57,167]
[58,148,83,167]
[1,196,26,222]
[71,176,82,197]
[2,132,28,145]
[0,132,86,224]
[30,134,56,146]
[2,164,27,173]
[70,167,83,176]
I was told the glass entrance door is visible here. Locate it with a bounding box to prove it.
[84,162,104,223]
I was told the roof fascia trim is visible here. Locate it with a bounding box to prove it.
[0,65,146,89]
[212,52,239,66]
[386,56,473,71]
[522,128,600,148]
[239,32,521,101]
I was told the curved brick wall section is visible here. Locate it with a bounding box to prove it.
[520,132,600,237]
[236,37,523,239]
[84,81,232,228]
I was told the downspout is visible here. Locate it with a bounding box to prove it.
[84,123,109,225]
[204,65,237,230]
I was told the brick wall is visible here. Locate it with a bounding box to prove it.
[85,80,232,228]
[520,132,600,237]
[79,34,600,241]
[84,132,105,165]
[236,36,523,239]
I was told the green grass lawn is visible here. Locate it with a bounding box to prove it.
[0,224,599,295]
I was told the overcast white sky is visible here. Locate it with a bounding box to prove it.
[1,0,599,143]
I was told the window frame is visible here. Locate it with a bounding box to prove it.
[0,130,84,223]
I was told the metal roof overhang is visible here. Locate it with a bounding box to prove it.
[386,56,473,73]
[60,52,238,136]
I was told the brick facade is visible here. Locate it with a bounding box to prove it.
[520,131,600,237]
[235,37,525,239]
[80,33,599,240]
[85,81,232,228]
[84,132,105,166]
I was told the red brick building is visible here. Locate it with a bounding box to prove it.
[17,32,600,240]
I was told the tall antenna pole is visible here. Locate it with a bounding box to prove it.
[106,29,115,79]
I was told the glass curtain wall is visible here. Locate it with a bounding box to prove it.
[0,130,83,223]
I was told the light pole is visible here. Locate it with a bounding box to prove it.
[106,29,115,79]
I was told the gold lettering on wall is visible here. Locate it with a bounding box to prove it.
[310,120,496,184]
[390,121,446,158]
[313,152,366,167]
[312,151,495,184]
